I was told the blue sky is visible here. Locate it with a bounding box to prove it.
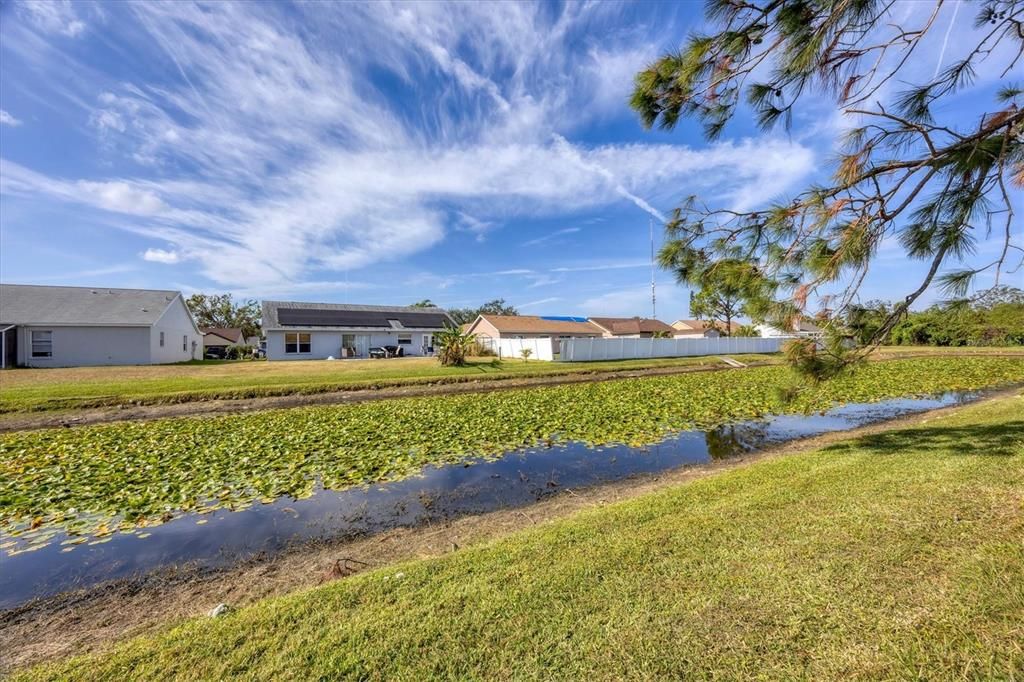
[0,0,1019,321]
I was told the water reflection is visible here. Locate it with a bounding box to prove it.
[704,422,769,460]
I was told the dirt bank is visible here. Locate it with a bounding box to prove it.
[3,388,1017,674]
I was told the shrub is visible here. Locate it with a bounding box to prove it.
[436,327,476,366]
[225,345,251,360]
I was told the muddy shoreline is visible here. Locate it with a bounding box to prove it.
[3,387,1018,674]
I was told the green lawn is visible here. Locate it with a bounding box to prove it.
[3,356,1022,549]
[0,354,768,414]
[17,393,1023,680]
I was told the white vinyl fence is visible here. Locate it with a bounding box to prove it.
[483,337,556,361]
[558,336,787,362]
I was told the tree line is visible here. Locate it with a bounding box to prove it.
[846,287,1024,347]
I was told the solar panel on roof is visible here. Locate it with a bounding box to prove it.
[276,308,450,328]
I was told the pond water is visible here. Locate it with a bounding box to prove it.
[0,389,986,610]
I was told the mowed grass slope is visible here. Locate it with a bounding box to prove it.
[18,395,1024,681]
[0,354,759,414]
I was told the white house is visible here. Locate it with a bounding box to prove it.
[671,319,741,338]
[755,319,825,339]
[587,317,676,338]
[464,314,603,355]
[262,301,455,361]
[0,284,201,368]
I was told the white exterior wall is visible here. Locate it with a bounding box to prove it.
[559,336,786,362]
[492,337,555,361]
[266,330,437,360]
[150,296,199,363]
[17,325,152,367]
[756,323,822,339]
[756,324,792,338]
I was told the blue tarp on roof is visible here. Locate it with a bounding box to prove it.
[540,315,589,323]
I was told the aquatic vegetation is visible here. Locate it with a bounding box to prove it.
[1,357,1021,545]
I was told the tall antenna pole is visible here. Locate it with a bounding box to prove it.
[649,216,656,319]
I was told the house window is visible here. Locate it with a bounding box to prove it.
[31,330,53,358]
[183,335,188,352]
[159,331,165,347]
[397,333,412,345]
[285,332,311,354]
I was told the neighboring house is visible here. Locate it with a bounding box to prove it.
[262,301,454,361]
[464,314,602,353]
[0,283,200,368]
[202,327,246,357]
[671,319,742,338]
[588,317,676,338]
[755,319,825,339]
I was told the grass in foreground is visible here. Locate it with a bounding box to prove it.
[2,356,1022,547]
[0,354,768,414]
[17,394,1024,680]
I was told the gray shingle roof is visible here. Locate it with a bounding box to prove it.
[262,300,454,330]
[0,284,183,326]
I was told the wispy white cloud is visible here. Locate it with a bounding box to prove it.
[2,1,817,293]
[455,212,498,242]
[142,248,180,264]
[489,269,535,276]
[525,273,563,289]
[551,260,650,273]
[519,296,562,309]
[0,110,22,127]
[522,227,580,247]
[552,134,666,222]
[579,283,687,319]
[79,180,167,215]
[585,45,657,115]
[13,263,138,283]
[933,0,962,79]
[19,0,86,37]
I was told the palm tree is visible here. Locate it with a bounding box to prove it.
[435,327,476,366]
